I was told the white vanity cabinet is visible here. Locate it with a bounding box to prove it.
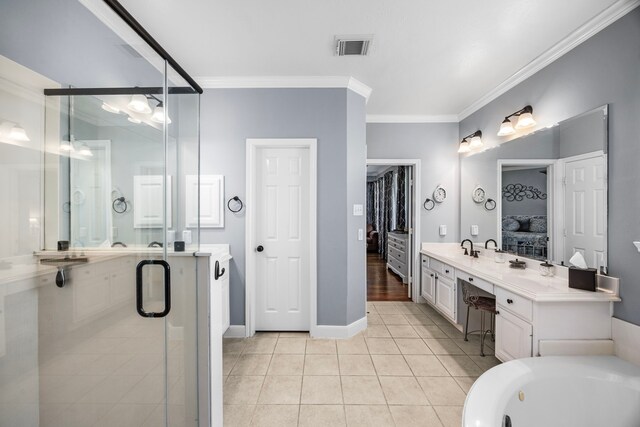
[420,255,456,323]
[495,307,533,360]
[420,245,619,364]
[420,258,436,304]
[435,275,456,321]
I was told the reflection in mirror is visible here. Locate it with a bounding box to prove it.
[460,105,608,269]
[49,94,175,249]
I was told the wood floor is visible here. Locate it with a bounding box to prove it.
[367,253,411,301]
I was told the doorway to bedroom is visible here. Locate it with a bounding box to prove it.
[366,161,418,302]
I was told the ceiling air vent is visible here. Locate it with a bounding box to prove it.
[335,35,373,56]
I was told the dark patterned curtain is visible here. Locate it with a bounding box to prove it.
[378,171,394,260]
[396,166,407,231]
[366,182,376,225]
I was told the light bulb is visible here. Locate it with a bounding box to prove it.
[469,135,483,149]
[101,102,120,114]
[497,118,515,136]
[458,141,471,153]
[60,140,75,152]
[77,142,93,157]
[515,112,536,129]
[9,125,30,141]
[128,94,151,114]
[151,104,171,124]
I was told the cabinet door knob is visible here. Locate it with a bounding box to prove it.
[495,310,500,315]
[430,274,434,277]
[507,299,513,304]
[445,269,450,273]
[468,277,474,282]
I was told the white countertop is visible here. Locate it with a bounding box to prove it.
[420,243,620,303]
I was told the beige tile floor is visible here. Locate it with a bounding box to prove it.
[223,301,500,426]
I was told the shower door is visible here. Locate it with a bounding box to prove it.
[27,85,202,426]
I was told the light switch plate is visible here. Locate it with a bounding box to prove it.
[471,225,479,236]
[182,230,192,244]
[353,204,364,216]
[439,225,447,236]
[358,229,364,241]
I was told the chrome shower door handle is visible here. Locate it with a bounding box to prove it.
[136,259,171,318]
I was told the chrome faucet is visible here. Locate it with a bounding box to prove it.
[485,239,497,250]
[461,239,474,256]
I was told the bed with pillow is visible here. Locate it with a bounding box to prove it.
[501,215,548,260]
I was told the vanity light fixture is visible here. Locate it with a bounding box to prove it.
[9,124,30,141]
[497,105,536,136]
[458,130,482,153]
[151,102,171,124]
[59,140,74,153]
[127,94,152,114]
[77,142,93,157]
[101,102,120,114]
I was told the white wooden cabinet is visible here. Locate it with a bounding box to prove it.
[435,274,456,321]
[495,307,533,361]
[420,259,436,305]
[387,232,409,284]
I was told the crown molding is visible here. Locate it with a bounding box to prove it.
[366,114,458,124]
[196,76,372,102]
[458,0,640,121]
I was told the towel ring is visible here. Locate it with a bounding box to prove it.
[423,198,435,211]
[112,197,128,214]
[227,196,243,213]
[484,198,496,211]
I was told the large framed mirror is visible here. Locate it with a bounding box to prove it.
[460,105,608,269]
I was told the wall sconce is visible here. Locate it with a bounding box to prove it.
[497,105,536,136]
[458,130,482,153]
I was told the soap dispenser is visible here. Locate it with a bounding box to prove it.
[494,249,506,263]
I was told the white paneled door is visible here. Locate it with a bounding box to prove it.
[564,153,606,268]
[255,147,311,331]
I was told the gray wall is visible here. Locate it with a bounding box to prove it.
[502,169,548,216]
[0,0,163,89]
[200,88,366,327]
[459,8,640,325]
[366,123,460,243]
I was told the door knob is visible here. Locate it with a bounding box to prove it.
[256,245,264,252]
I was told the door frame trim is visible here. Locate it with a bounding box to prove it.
[245,138,318,337]
[366,158,421,302]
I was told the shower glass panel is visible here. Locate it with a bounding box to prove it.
[0,0,204,426]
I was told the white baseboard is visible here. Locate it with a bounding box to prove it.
[311,316,367,339]
[538,339,614,356]
[223,325,247,338]
[612,317,640,366]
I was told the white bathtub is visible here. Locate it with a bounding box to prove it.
[463,356,640,427]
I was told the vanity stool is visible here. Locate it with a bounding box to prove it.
[462,281,496,357]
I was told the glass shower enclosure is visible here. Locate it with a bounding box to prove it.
[0,0,208,426]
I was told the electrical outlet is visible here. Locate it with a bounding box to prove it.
[358,229,364,241]
[634,241,640,252]
[439,225,447,236]
[353,204,364,216]
[471,225,479,236]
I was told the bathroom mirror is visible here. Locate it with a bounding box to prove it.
[460,105,608,269]
[46,94,183,249]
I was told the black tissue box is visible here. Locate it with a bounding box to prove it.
[174,241,185,252]
[568,267,597,292]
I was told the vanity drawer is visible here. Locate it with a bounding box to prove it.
[429,258,455,280]
[463,274,494,295]
[496,288,532,322]
[388,245,407,263]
